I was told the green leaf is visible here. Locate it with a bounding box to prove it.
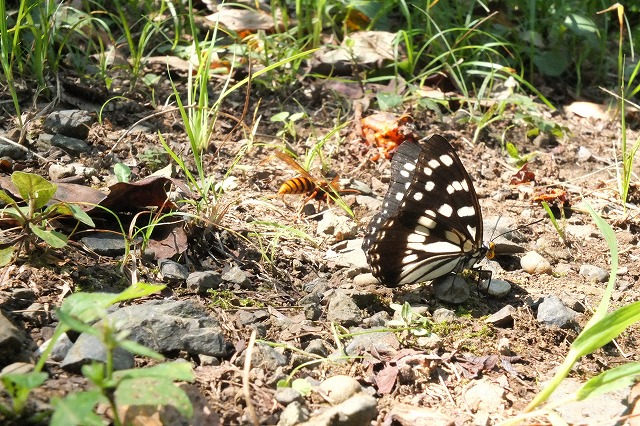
[29,224,68,248]
[533,51,569,77]
[569,301,640,357]
[55,307,100,335]
[291,378,312,396]
[114,163,132,183]
[506,142,520,159]
[377,92,403,110]
[67,203,95,227]
[113,362,193,382]
[576,362,640,401]
[11,171,57,209]
[1,372,48,391]
[110,283,166,304]
[115,377,193,418]
[270,111,290,122]
[0,189,16,206]
[59,292,115,322]
[0,247,14,266]
[50,390,107,426]
[564,14,599,38]
[118,339,165,360]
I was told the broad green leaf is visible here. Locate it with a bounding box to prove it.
[564,14,599,38]
[118,339,164,360]
[0,246,14,266]
[114,362,193,382]
[115,377,193,418]
[533,51,569,77]
[2,205,28,222]
[59,292,115,321]
[377,92,403,110]
[111,283,166,304]
[1,372,48,391]
[270,111,290,122]
[55,307,100,335]
[569,300,640,357]
[114,163,131,183]
[11,171,57,209]
[576,362,640,401]
[0,189,16,205]
[50,390,107,426]
[291,378,312,396]
[67,203,95,227]
[29,224,68,248]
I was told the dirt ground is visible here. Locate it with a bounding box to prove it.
[1,70,640,425]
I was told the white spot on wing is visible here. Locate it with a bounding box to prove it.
[428,159,439,169]
[457,206,475,217]
[438,204,453,217]
[413,192,423,201]
[425,181,435,191]
[440,154,453,166]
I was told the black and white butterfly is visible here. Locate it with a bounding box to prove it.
[362,134,494,287]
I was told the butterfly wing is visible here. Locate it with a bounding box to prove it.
[363,135,485,287]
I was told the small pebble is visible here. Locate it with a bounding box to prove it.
[318,375,362,404]
[521,251,552,275]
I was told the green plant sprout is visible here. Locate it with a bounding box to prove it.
[0,171,95,265]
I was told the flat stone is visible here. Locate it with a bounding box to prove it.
[326,291,362,326]
[579,264,609,283]
[537,296,578,328]
[48,134,91,155]
[186,271,222,293]
[0,310,32,366]
[61,333,135,373]
[44,110,94,139]
[159,259,189,281]
[433,275,470,304]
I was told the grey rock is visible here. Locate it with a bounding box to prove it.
[1,362,35,375]
[221,264,250,288]
[325,238,369,270]
[9,288,36,309]
[48,163,76,181]
[303,304,322,321]
[304,339,328,357]
[463,378,505,412]
[274,387,303,405]
[0,140,26,159]
[344,327,398,357]
[236,343,287,371]
[326,291,362,326]
[159,259,189,281]
[432,308,457,323]
[21,302,47,326]
[316,210,357,239]
[545,377,629,424]
[579,264,609,283]
[61,333,135,373]
[186,271,222,293]
[318,375,362,404]
[577,146,592,162]
[48,134,91,155]
[537,296,578,328]
[521,251,552,275]
[36,333,74,362]
[299,393,377,426]
[278,401,309,426]
[0,310,31,366]
[415,334,442,349]
[363,311,390,328]
[485,305,517,328]
[44,110,94,139]
[236,310,269,326]
[432,275,470,304]
[106,300,227,357]
[558,293,585,313]
[479,278,511,298]
[81,233,134,257]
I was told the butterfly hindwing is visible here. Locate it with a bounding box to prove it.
[363,135,486,287]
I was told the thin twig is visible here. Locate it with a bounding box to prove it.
[242,329,259,426]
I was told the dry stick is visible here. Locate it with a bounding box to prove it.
[243,329,259,426]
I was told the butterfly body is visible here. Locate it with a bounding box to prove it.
[362,135,489,287]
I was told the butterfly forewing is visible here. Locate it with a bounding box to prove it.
[363,135,486,287]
